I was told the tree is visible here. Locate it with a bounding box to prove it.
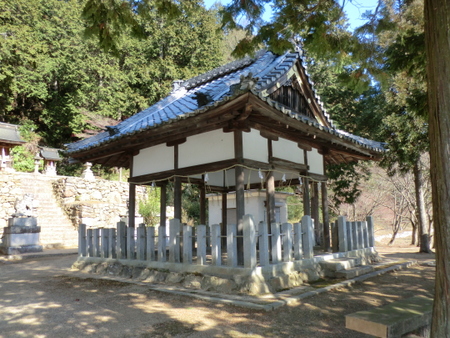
[424,0,450,335]
[0,0,225,149]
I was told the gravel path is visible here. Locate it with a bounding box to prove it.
[0,246,435,338]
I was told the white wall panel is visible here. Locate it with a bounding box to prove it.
[308,148,324,175]
[132,144,174,177]
[243,129,268,163]
[272,137,304,164]
[179,130,234,168]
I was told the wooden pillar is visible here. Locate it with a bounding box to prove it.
[160,182,167,227]
[311,181,320,245]
[266,171,276,225]
[322,180,331,251]
[266,139,275,225]
[221,191,227,248]
[303,149,311,215]
[128,156,136,227]
[200,178,206,225]
[128,183,136,228]
[174,144,182,220]
[234,130,245,265]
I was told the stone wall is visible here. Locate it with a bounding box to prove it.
[53,177,147,228]
[0,173,23,228]
[0,171,147,248]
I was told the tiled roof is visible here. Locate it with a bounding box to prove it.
[66,51,384,155]
[0,122,25,144]
[39,147,62,161]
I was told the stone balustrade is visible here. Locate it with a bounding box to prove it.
[77,215,318,275]
[331,215,375,253]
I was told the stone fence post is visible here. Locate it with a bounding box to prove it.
[302,215,314,259]
[227,224,237,267]
[258,222,269,266]
[337,216,347,252]
[271,222,281,264]
[78,223,87,257]
[243,215,256,269]
[197,224,207,265]
[366,216,375,247]
[169,218,181,263]
[293,222,302,260]
[282,222,293,262]
[211,224,221,266]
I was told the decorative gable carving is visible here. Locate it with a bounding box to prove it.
[269,81,315,120]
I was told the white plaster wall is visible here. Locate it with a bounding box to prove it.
[133,144,174,177]
[308,148,324,175]
[243,129,268,163]
[179,130,234,168]
[272,137,304,164]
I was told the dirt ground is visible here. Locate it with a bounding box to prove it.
[0,244,435,338]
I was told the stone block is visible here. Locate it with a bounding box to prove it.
[8,217,38,227]
[182,275,203,289]
[202,276,237,293]
[107,262,123,276]
[82,263,98,274]
[96,262,109,274]
[132,266,145,279]
[119,265,133,278]
[346,295,433,338]
[166,272,184,284]
[144,270,168,283]
[335,265,374,279]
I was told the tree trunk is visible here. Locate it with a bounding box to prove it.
[424,0,450,336]
[410,220,417,245]
[413,159,431,253]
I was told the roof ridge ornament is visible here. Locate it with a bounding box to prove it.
[171,80,185,93]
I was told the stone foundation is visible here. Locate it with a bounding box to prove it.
[0,217,43,255]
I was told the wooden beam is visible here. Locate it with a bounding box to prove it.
[266,171,275,225]
[128,156,136,228]
[221,190,227,248]
[200,177,206,225]
[234,130,245,265]
[166,138,186,147]
[270,157,308,172]
[160,182,167,227]
[303,149,311,216]
[174,144,182,220]
[128,159,238,184]
[312,181,320,244]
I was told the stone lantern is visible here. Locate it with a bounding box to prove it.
[34,152,42,174]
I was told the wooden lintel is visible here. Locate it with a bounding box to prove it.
[260,130,279,141]
[298,143,313,151]
[166,138,187,147]
[270,157,308,172]
[129,159,238,184]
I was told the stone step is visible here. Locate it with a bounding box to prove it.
[335,265,375,279]
[319,257,362,272]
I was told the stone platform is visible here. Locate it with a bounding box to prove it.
[0,217,43,255]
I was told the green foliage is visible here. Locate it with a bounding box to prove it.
[11,121,41,172]
[1,0,225,148]
[139,187,160,226]
[11,146,35,172]
[327,162,370,208]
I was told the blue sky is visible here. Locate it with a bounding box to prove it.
[203,0,379,31]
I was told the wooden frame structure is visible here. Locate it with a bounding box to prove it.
[0,122,25,171]
[67,50,384,253]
